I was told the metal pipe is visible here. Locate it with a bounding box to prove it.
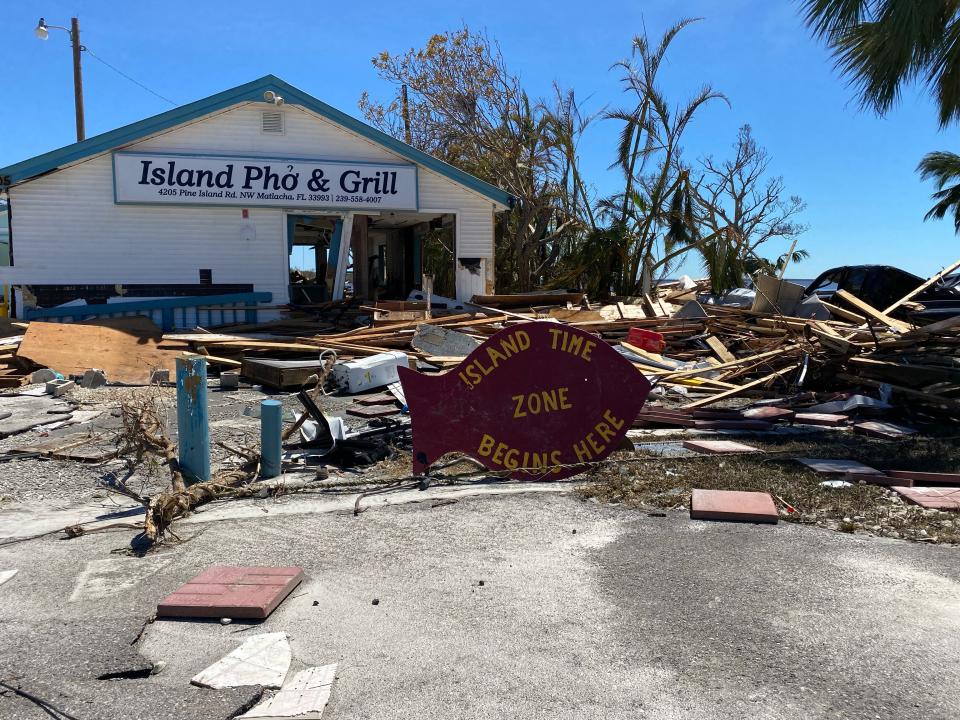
[176,355,210,481]
[260,399,283,478]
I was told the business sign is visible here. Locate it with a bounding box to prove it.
[398,323,652,480]
[112,152,418,211]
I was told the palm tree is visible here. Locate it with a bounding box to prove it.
[802,2,960,230]
[917,151,960,231]
[801,1,960,127]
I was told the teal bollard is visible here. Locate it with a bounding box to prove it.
[176,355,210,482]
[260,399,283,478]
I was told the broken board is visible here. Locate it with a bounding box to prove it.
[345,404,400,419]
[16,318,188,385]
[7,433,114,462]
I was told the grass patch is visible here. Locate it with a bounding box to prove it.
[578,432,960,544]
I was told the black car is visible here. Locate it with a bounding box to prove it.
[804,264,960,322]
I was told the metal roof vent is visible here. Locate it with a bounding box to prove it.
[261,110,284,134]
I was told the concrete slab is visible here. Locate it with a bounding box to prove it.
[796,458,880,475]
[690,489,779,523]
[240,664,337,719]
[157,566,304,620]
[682,439,762,454]
[191,632,292,689]
[2,493,960,719]
[891,486,960,510]
[0,568,18,586]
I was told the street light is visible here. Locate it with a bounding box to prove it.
[34,17,85,142]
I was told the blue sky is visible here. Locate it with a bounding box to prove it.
[1,0,955,279]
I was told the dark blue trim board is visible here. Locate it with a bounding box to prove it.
[0,75,514,209]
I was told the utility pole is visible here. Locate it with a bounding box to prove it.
[401,84,412,145]
[35,17,85,142]
[70,18,85,141]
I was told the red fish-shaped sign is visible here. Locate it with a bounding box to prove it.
[398,322,652,480]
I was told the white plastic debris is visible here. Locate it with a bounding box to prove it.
[191,632,291,689]
[820,480,853,489]
[331,351,409,394]
[240,664,338,719]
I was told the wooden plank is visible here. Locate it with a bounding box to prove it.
[662,347,790,380]
[882,258,960,315]
[819,300,866,324]
[16,319,188,385]
[704,335,736,363]
[835,289,913,332]
[681,364,799,409]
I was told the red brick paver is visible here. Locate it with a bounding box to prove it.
[793,413,848,427]
[887,470,960,486]
[682,439,762,454]
[690,489,779,524]
[890,486,960,511]
[157,566,304,620]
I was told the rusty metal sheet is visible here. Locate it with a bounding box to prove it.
[399,322,651,480]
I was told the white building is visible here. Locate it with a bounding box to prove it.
[0,76,513,325]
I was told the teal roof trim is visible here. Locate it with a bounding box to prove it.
[0,75,514,208]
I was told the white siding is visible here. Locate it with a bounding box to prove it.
[1,102,500,303]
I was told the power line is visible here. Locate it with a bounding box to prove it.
[82,46,177,106]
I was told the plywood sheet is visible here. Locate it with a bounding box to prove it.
[16,318,188,385]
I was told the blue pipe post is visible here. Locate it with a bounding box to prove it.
[176,355,210,482]
[260,399,283,478]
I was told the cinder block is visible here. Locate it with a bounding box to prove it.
[45,379,75,397]
[220,371,240,389]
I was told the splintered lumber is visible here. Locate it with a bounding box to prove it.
[882,258,960,316]
[835,289,912,332]
[705,335,736,363]
[819,300,867,324]
[470,293,584,308]
[662,347,790,381]
[16,318,188,384]
[682,364,800,409]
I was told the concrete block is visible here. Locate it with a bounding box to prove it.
[80,369,107,388]
[220,370,240,389]
[30,368,58,384]
[45,379,75,397]
[150,369,170,384]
